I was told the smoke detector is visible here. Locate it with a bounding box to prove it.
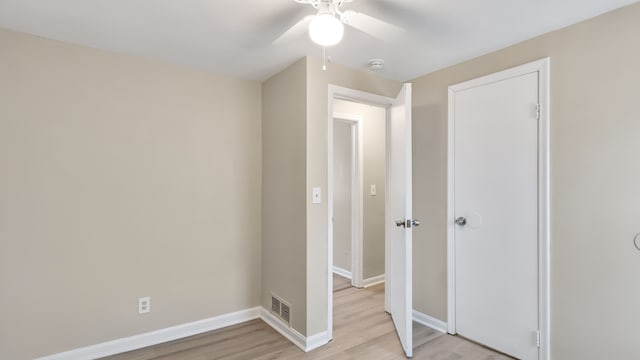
[368,59,384,71]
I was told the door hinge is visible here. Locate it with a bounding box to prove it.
[536,103,541,120]
[536,330,541,348]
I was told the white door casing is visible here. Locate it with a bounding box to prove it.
[388,83,413,358]
[447,58,550,360]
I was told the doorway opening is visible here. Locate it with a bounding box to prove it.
[327,84,414,357]
[327,89,392,339]
[332,112,363,291]
[332,102,386,292]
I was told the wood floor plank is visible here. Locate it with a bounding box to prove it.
[101,284,511,360]
[333,273,352,292]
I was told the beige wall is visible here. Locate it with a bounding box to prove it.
[7,3,636,356]
[411,3,640,359]
[0,29,262,359]
[261,58,400,337]
[332,121,353,272]
[261,58,308,334]
[306,57,402,335]
[333,100,386,279]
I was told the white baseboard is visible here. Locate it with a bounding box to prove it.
[36,307,261,360]
[37,305,332,359]
[35,306,445,360]
[412,310,448,333]
[363,274,385,288]
[332,266,352,279]
[258,308,329,352]
[259,308,307,351]
[305,330,330,352]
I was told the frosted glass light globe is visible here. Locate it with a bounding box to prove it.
[309,13,344,47]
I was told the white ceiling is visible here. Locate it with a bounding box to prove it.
[0,0,636,81]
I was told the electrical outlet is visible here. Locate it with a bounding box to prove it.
[138,297,150,314]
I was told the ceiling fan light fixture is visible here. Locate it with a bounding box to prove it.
[309,13,344,47]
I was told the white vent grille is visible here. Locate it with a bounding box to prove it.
[280,303,291,324]
[271,296,281,314]
[270,294,291,326]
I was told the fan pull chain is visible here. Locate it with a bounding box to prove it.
[323,47,327,71]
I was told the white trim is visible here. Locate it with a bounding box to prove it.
[333,112,363,121]
[446,57,551,360]
[446,81,456,335]
[259,308,307,351]
[36,307,261,360]
[384,103,392,314]
[327,91,334,341]
[331,85,396,108]
[363,274,385,288]
[412,310,448,334]
[353,118,364,288]
[333,112,364,288]
[306,331,330,352]
[37,306,332,359]
[538,57,552,360]
[259,308,329,352]
[332,266,352,279]
[327,85,395,341]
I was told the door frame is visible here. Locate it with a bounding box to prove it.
[332,113,364,288]
[327,85,396,341]
[446,58,550,360]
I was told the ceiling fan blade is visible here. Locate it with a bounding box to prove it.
[273,15,314,45]
[341,10,404,41]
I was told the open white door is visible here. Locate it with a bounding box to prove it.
[387,83,413,358]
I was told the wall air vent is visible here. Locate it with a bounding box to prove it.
[271,295,281,314]
[280,302,291,324]
[270,294,291,326]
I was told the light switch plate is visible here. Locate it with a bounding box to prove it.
[370,184,377,196]
[312,187,322,204]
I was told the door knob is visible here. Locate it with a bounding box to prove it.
[455,217,467,226]
[410,220,420,227]
[395,220,406,228]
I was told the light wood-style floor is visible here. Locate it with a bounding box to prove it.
[103,284,512,360]
[333,273,352,292]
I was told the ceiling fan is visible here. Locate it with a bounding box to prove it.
[274,0,404,47]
